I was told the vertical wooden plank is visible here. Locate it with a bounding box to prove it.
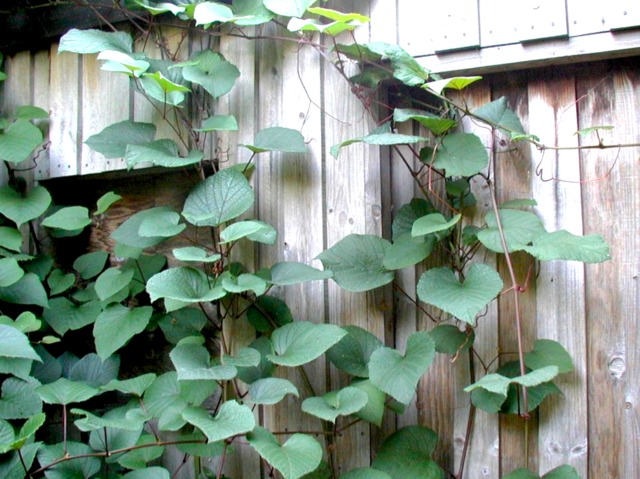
[33,50,51,182]
[453,83,500,479]
[579,62,640,479]
[49,43,80,177]
[322,0,384,473]
[80,54,129,174]
[527,75,588,476]
[492,73,539,476]
[479,0,521,47]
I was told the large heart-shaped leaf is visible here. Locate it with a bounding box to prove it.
[477,209,546,253]
[0,226,22,252]
[125,140,203,169]
[193,2,236,24]
[341,468,392,479]
[266,262,333,286]
[182,401,255,443]
[301,386,368,423]
[416,264,503,324]
[263,0,316,17]
[432,133,488,177]
[182,49,240,98]
[36,378,101,405]
[68,353,119,387]
[170,339,237,381]
[0,185,51,227]
[147,267,226,306]
[182,168,254,227]
[424,76,482,94]
[73,251,109,279]
[267,321,347,367]
[382,233,435,271]
[112,207,180,248]
[473,96,525,135]
[326,325,383,377]
[220,220,277,244]
[369,331,435,404]
[43,298,101,335]
[392,199,436,240]
[94,305,153,360]
[95,267,134,302]
[349,379,386,426]
[331,122,428,158]
[523,230,610,263]
[0,324,41,361]
[0,258,24,287]
[0,272,49,307]
[247,377,299,405]
[372,426,443,479]
[393,108,456,135]
[0,119,43,164]
[140,71,190,106]
[121,467,171,479]
[0,378,43,419]
[412,213,461,237]
[59,28,133,53]
[248,427,323,479]
[525,339,573,374]
[37,441,101,479]
[317,234,393,292]
[85,120,156,158]
[243,127,309,154]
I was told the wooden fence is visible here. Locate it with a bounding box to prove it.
[1,1,639,477]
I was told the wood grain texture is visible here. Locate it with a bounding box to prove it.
[578,60,640,479]
[527,74,589,476]
[33,49,51,181]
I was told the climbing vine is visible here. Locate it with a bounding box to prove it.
[0,2,615,479]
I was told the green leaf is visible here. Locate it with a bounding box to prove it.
[525,339,574,374]
[73,404,145,432]
[0,324,41,361]
[0,119,44,164]
[349,378,385,426]
[369,331,436,405]
[47,269,75,295]
[73,251,109,279]
[473,96,525,135]
[140,71,190,106]
[0,258,24,287]
[0,442,39,478]
[59,28,133,53]
[383,233,435,270]
[95,191,122,215]
[432,133,489,177]
[393,108,456,135]
[223,347,261,367]
[170,339,237,381]
[326,325,383,377]
[195,115,238,132]
[248,426,323,479]
[301,387,368,423]
[542,465,581,479]
[173,246,221,263]
[10,311,41,333]
[182,401,255,443]
[138,207,186,237]
[288,18,364,36]
[372,426,443,479]
[0,185,51,227]
[424,76,482,94]
[575,125,614,137]
[182,50,240,98]
[501,198,538,209]
[94,305,153,360]
[340,468,392,479]
[363,43,430,86]
[501,468,539,479]
[429,324,474,355]
[392,199,436,240]
[112,207,179,248]
[512,366,560,388]
[236,337,277,384]
[102,373,156,396]
[122,467,171,479]
[0,226,22,252]
[69,353,119,387]
[126,140,204,169]
[0,378,42,419]
[98,50,151,77]
[15,105,48,120]
[268,321,347,367]
[412,213,461,237]
[36,378,100,405]
[247,377,299,405]
[85,120,156,159]
[246,295,293,333]
[465,373,512,396]
[317,234,393,292]
[147,267,226,306]
[523,230,610,263]
[0,272,48,307]
[41,206,92,231]
[193,2,235,25]
[244,127,309,154]
[263,0,316,17]
[220,220,277,244]
[183,168,255,227]
[267,262,333,285]
[330,123,428,158]
[87,405,144,452]
[417,264,503,324]
[11,412,45,450]
[95,267,134,301]
[231,0,276,25]
[222,273,268,295]
[38,441,101,479]
[477,209,546,253]
[117,435,165,470]
[158,308,208,344]
[43,298,101,335]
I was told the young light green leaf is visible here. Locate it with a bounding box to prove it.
[523,230,610,263]
[501,198,538,209]
[147,267,226,304]
[330,122,428,158]
[0,185,51,227]
[94,305,153,360]
[432,133,489,177]
[182,401,255,443]
[94,191,122,216]
[0,226,22,252]
[0,119,43,164]
[0,258,24,287]
[0,324,41,361]
[393,108,457,135]
[369,331,436,404]
[220,220,277,244]
[267,262,333,286]
[477,209,546,253]
[326,325,383,377]
[575,125,614,137]
[473,96,525,135]
[59,28,133,54]
[182,168,255,227]
[247,426,323,479]
[140,71,190,106]
[525,339,574,374]
[41,206,92,231]
[317,234,393,292]
[182,50,240,98]
[412,213,461,237]
[85,120,156,159]
[424,76,482,94]
[243,127,309,154]
[0,272,49,307]
[301,387,368,423]
[193,2,236,25]
[194,115,238,132]
[172,246,221,263]
[247,377,299,405]
[372,426,443,479]
[263,0,316,17]
[417,264,503,324]
[268,321,347,367]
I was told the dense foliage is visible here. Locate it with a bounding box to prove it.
[0,2,609,478]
